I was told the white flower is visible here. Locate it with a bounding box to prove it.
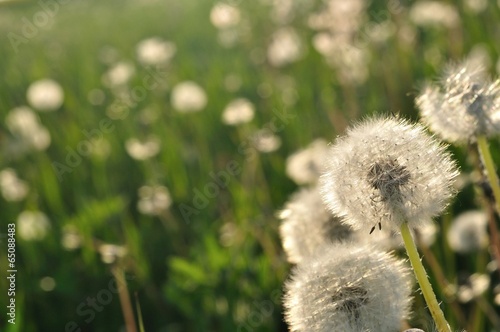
[416,62,500,143]
[320,117,458,232]
[171,81,207,113]
[221,98,255,125]
[26,79,64,111]
[267,27,303,67]
[447,210,488,253]
[210,3,241,29]
[0,168,29,202]
[284,242,413,331]
[285,138,329,185]
[136,37,176,66]
[17,211,51,241]
[409,1,460,28]
[125,136,161,160]
[279,186,353,264]
[137,185,172,216]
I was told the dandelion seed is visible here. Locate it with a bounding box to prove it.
[171,81,207,113]
[284,243,412,331]
[279,186,353,264]
[17,211,51,241]
[416,62,500,143]
[447,210,488,253]
[26,79,64,111]
[285,139,329,185]
[221,98,255,125]
[320,117,458,232]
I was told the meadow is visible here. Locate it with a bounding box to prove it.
[1,0,500,331]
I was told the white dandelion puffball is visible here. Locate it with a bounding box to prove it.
[221,98,255,125]
[136,37,176,66]
[5,106,51,151]
[416,62,500,143]
[125,136,161,160]
[267,27,303,67]
[447,210,488,253]
[409,1,460,28]
[279,186,353,264]
[171,81,207,113]
[102,61,135,88]
[26,79,64,111]
[284,243,413,332]
[0,168,29,202]
[17,211,51,241]
[137,185,172,216]
[320,117,458,232]
[210,2,241,29]
[285,138,329,185]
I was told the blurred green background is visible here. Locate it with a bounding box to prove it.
[1,0,500,331]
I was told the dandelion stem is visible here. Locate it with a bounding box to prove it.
[400,222,451,332]
[476,136,500,279]
[477,136,500,213]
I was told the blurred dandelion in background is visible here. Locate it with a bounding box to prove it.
[125,136,161,160]
[26,79,64,112]
[221,98,255,126]
[0,169,29,202]
[137,185,172,216]
[447,210,488,253]
[17,211,51,241]
[171,81,207,113]
[136,37,176,66]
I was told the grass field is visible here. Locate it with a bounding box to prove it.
[1,0,500,331]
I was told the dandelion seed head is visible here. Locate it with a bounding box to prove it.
[136,37,176,66]
[279,186,353,264]
[409,1,460,28]
[137,185,172,216]
[447,210,488,253]
[284,243,413,331]
[252,129,281,153]
[210,3,241,29]
[98,244,128,264]
[221,98,255,125]
[125,136,161,160]
[267,27,303,67]
[417,62,500,142]
[171,81,207,113]
[285,139,329,185]
[320,117,458,231]
[17,211,51,241]
[102,61,136,88]
[27,79,64,111]
[0,168,29,202]
[457,273,490,303]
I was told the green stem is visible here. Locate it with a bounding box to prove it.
[400,223,451,332]
[477,136,500,213]
[476,136,500,279]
